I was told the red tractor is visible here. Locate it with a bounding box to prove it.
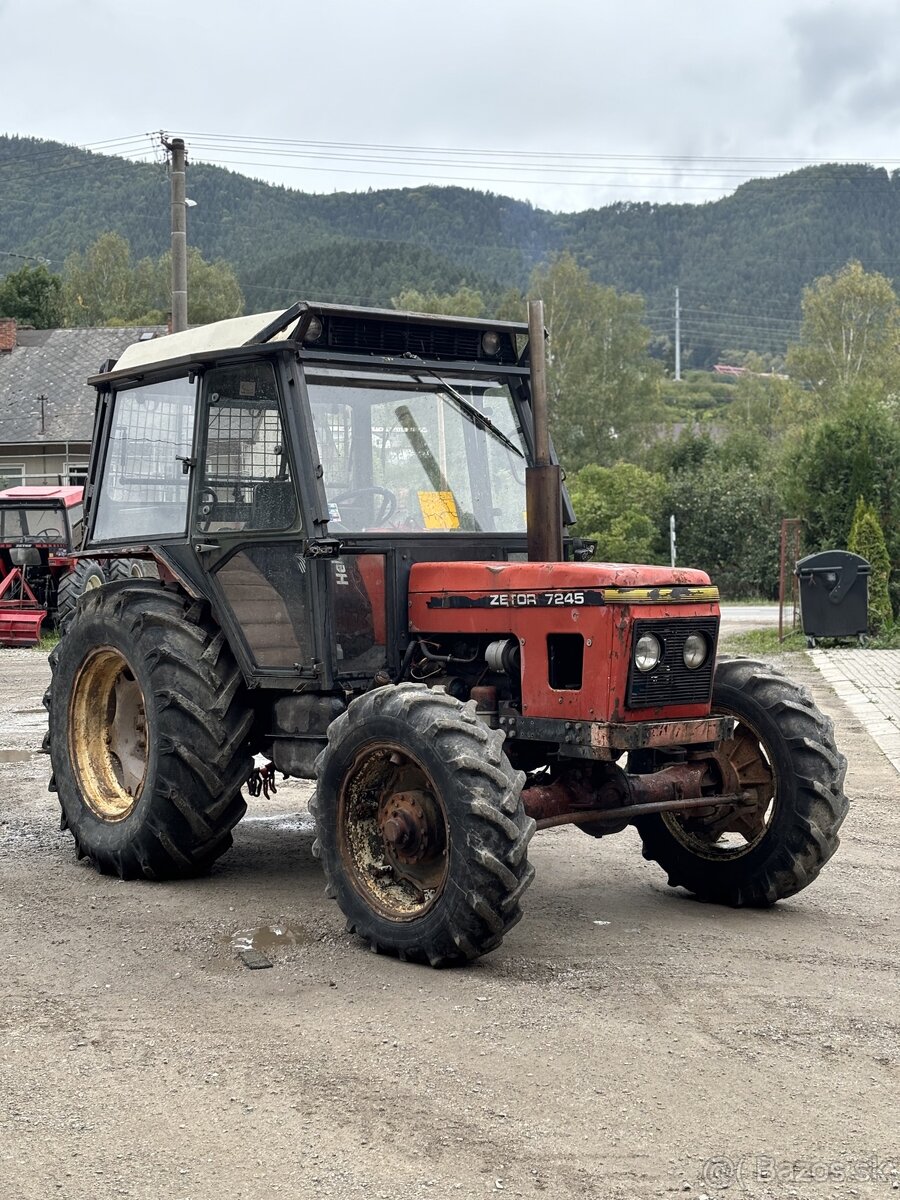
[45,300,849,966]
[0,485,151,646]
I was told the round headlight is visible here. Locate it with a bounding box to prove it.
[303,315,324,344]
[634,633,662,672]
[482,330,501,356]
[683,633,708,670]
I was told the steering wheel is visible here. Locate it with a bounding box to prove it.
[332,486,397,525]
[33,527,63,539]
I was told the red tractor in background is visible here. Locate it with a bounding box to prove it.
[0,485,152,646]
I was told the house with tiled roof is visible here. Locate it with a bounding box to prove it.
[0,318,165,489]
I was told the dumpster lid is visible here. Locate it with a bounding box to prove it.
[795,550,871,576]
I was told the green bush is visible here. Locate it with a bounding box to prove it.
[665,461,781,598]
[568,462,668,564]
[848,497,894,630]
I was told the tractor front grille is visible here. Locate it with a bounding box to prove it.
[626,617,718,709]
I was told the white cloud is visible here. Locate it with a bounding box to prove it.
[5,0,900,211]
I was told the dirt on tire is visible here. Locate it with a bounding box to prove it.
[636,656,849,905]
[46,582,253,879]
[311,683,535,965]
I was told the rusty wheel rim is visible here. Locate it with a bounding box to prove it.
[68,647,148,822]
[662,712,776,860]
[338,742,449,921]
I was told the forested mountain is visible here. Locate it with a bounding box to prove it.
[4,135,900,357]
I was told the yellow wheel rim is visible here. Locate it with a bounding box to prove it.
[68,647,148,821]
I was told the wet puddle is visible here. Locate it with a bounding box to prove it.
[0,750,34,764]
[223,922,310,957]
[241,812,316,834]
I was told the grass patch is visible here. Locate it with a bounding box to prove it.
[721,623,900,654]
[719,627,806,656]
[38,630,60,652]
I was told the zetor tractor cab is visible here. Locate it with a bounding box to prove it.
[0,485,107,646]
[46,301,848,966]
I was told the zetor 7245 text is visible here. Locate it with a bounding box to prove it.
[45,301,848,966]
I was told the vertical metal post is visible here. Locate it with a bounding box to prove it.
[526,299,563,562]
[168,137,188,333]
[529,300,551,467]
[669,514,676,567]
[778,518,788,642]
[674,286,681,382]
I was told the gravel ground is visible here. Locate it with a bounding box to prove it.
[0,648,897,1200]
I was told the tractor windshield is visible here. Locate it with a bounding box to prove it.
[305,369,529,533]
[0,505,68,544]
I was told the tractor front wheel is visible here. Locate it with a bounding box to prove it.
[46,582,253,879]
[106,557,158,583]
[636,657,848,906]
[311,684,535,966]
[55,559,106,632]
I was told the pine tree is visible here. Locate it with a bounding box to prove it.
[848,497,894,631]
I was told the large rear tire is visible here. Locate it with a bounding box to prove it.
[636,657,848,906]
[55,558,106,632]
[311,684,536,966]
[46,582,253,879]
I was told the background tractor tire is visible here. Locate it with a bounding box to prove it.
[636,657,848,906]
[46,582,253,880]
[106,557,157,583]
[55,558,106,632]
[311,683,536,966]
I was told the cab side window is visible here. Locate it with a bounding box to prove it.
[92,376,197,542]
[198,363,298,533]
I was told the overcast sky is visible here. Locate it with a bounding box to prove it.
[4,0,900,212]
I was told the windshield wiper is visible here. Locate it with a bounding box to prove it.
[402,353,525,460]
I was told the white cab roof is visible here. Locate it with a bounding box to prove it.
[112,310,290,373]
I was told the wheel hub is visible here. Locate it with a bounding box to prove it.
[338,746,449,920]
[68,646,148,822]
[667,717,776,856]
[378,790,436,862]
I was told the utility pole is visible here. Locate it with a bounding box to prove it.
[163,136,188,333]
[674,286,681,381]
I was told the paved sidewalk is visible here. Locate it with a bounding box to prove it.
[811,648,900,774]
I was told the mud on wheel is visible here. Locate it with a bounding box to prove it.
[636,657,849,906]
[311,683,536,966]
[46,581,253,879]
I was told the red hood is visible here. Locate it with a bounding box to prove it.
[410,560,713,595]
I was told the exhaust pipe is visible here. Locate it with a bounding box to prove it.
[526,299,563,562]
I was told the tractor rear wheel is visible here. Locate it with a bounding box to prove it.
[636,657,848,906]
[55,558,106,632]
[311,684,535,966]
[46,582,253,879]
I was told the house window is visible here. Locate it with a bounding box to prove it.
[67,464,89,487]
[0,463,24,490]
